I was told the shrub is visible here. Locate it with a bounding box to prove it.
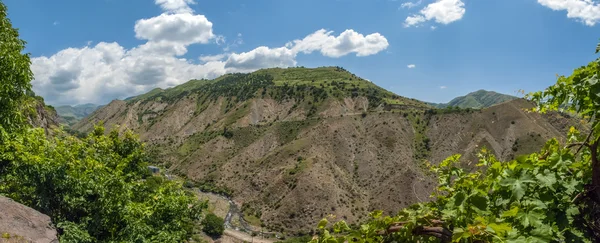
[202,213,225,237]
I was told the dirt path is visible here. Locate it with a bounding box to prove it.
[222,229,275,243]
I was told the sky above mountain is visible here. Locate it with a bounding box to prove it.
[4,0,600,105]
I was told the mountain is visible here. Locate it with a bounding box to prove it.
[429,90,518,109]
[73,67,578,235]
[55,103,103,126]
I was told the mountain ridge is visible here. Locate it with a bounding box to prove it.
[73,67,578,235]
[428,89,518,109]
[56,103,103,126]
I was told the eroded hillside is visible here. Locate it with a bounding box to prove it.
[74,67,577,235]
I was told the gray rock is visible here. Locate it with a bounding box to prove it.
[0,196,58,243]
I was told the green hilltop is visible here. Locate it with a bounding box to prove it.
[126,66,430,114]
[429,89,517,109]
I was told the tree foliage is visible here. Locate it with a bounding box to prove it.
[202,213,225,237]
[0,0,34,132]
[0,126,206,242]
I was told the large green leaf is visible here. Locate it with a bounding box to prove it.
[499,172,535,200]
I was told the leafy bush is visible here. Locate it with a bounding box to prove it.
[0,126,207,242]
[202,213,225,237]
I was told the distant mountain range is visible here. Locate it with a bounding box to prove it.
[56,103,103,126]
[428,90,518,109]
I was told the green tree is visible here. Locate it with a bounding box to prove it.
[0,0,34,132]
[202,213,225,237]
[0,126,207,242]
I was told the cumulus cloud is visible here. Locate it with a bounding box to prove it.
[290,29,389,58]
[439,86,447,89]
[31,42,227,105]
[537,0,600,26]
[400,0,422,9]
[225,47,297,72]
[407,64,416,68]
[31,0,389,105]
[404,0,465,27]
[225,29,389,72]
[134,13,215,45]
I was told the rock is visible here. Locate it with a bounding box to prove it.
[0,196,58,243]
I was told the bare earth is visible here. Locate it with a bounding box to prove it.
[78,96,581,234]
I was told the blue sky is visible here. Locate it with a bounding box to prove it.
[4,0,600,105]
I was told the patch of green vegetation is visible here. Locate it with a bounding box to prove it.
[244,214,262,227]
[195,180,233,197]
[231,125,268,150]
[241,203,263,226]
[224,101,251,126]
[178,130,221,156]
[202,213,225,237]
[137,110,158,124]
[424,106,477,115]
[407,112,431,162]
[275,120,318,144]
[287,157,308,175]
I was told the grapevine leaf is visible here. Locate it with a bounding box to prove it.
[516,210,545,228]
[535,171,557,191]
[566,205,580,223]
[470,194,488,212]
[530,224,553,241]
[486,223,512,236]
[369,210,383,219]
[499,172,535,200]
[502,206,519,218]
[318,218,329,229]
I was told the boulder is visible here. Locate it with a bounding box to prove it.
[0,196,58,243]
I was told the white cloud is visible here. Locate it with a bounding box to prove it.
[155,0,196,13]
[225,47,297,73]
[430,26,437,30]
[30,1,389,105]
[31,42,226,105]
[407,64,416,68]
[290,29,389,58]
[537,0,600,26]
[199,54,227,63]
[134,13,215,45]
[404,0,465,27]
[400,0,422,9]
[439,86,447,89]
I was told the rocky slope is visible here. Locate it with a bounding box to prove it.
[0,196,58,243]
[27,98,60,135]
[74,67,577,235]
